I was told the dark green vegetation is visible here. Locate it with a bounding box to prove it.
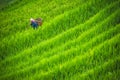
[0,0,120,80]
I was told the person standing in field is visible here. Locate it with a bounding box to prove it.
[30,18,38,29]
[30,18,43,29]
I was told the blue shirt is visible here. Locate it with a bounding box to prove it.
[31,21,38,28]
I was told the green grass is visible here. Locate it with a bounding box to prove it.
[0,0,120,80]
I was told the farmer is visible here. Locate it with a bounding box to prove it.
[30,18,38,29]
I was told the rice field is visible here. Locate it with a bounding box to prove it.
[0,0,120,80]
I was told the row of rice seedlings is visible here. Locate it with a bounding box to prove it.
[1,22,119,79]
[69,56,120,80]
[0,0,116,61]
[18,33,120,80]
[1,6,119,71]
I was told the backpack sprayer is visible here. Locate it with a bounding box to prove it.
[35,18,43,26]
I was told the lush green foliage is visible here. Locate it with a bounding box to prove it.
[0,0,120,80]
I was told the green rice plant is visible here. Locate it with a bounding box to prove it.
[0,0,120,80]
[69,56,120,80]
[26,32,120,80]
[1,4,120,73]
[1,19,119,80]
[1,0,118,61]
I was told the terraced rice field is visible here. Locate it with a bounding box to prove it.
[0,0,120,80]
